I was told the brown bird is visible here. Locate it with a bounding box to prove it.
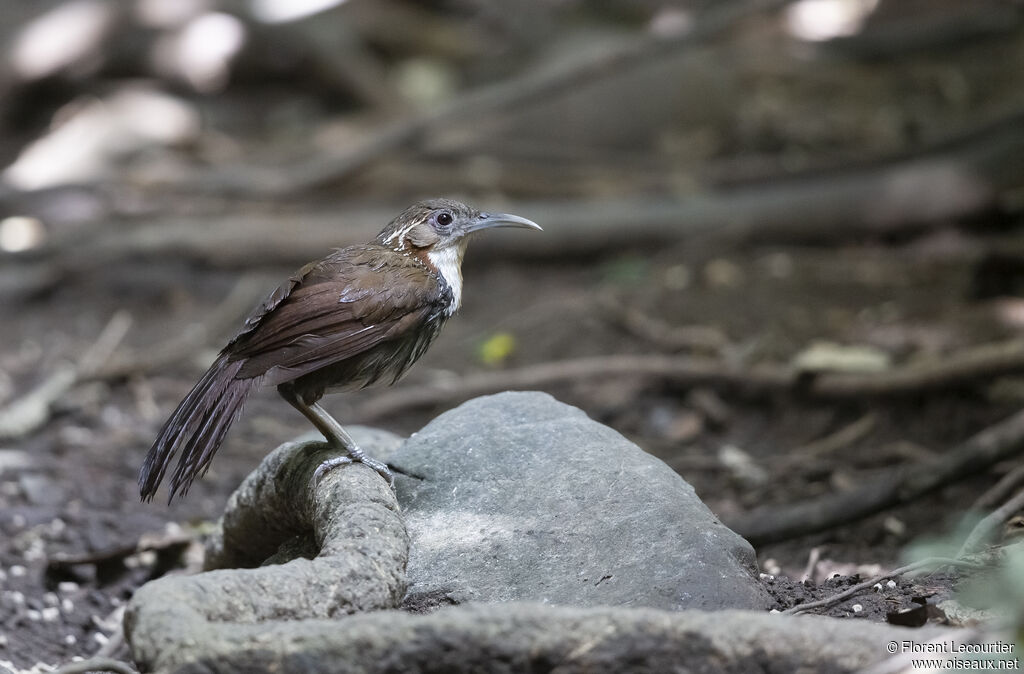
[139,199,540,502]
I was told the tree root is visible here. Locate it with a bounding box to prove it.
[125,435,408,672]
[124,600,946,673]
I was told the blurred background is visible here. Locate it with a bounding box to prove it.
[2,0,1024,666]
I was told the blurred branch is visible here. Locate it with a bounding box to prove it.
[354,340,1024,422]
[598,295,730,354]
[782,413,878,465]
[52,657,137,674]
[85,275,262,381]
[175,0,798,197]
[6,106,1022,282]
[972,463,1024,510]
[957,487,1024,558]
[0,278,258,440]
[0,311,131,440]
[727,405,1024,545]
[824,3,1024,58]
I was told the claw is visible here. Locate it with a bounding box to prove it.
[312,452,395,488]
[357,455,395,488]
[313,455,353,484]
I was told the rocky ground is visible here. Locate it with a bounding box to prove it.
[2,232,1022,670]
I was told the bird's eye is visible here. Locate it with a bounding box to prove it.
[436,211,453,227]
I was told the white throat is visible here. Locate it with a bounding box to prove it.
[427,245,465,316]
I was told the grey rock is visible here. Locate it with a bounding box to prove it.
[393,391,769,611]
[18,473,64,506]
[0,449,31,472]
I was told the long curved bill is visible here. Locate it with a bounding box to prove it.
[462,212,542,235]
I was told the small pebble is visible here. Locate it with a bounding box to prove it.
[61,598,74,613]
[663,263,691,290]
[872,583,883,592]
[886,580,897,589]
[63,634,77,646]
[126,550,157,568]
[851,604,863,613]
[41,607,59,622]
[9,565,25,578]
[43,592,58,607]
[23,540,46,562]
[26,609,41,621]
[759,573,775,580]
[769,608,781,614]
[703,258,745,288]
[57,581,79,594]
[4,591,24,605]
[0,633,7,647]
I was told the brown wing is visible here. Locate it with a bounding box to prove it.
[227,245,443,384]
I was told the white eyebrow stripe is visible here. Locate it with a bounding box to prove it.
[382,222,417,250]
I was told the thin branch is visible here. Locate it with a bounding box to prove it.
[53,657,137,674]
[727,406,1024,545]
[788,413,877,461]
[972,463,1024,510]
[88,276,263,381]
[354,354,791,421]
[355,341,1024,421]
[0,311,132,439]
[78,311,135,376]
[957,487,1024,558]
[782,556,988,616]
[598,295,730,354]
[181,0,797,197]
[0,278,258,440]
[9,107,1023,277]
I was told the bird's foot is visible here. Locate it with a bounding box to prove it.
[353,453,395,488]
[312,455,353,485]
[314,448,395,488]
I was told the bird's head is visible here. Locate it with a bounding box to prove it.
[377,198,541,255]
[377,198,541,315]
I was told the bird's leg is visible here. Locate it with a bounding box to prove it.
[278,386,394,487]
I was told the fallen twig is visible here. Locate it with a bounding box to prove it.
[957,487,1024,558]
[972,463,1024,510]
[782,556,987,616]
[0,277,259,440]
[0,311,132,439]
[353,354,790,421]
[47,528,194,570]
[53,657,137,674]
[727,406,1024,545]
[598,294,730,354]
[788,413,877,461]
[87,275,263,381]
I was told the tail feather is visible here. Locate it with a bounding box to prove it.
[139,355,257,502]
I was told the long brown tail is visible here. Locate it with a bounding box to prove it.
[139,354,258,503]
